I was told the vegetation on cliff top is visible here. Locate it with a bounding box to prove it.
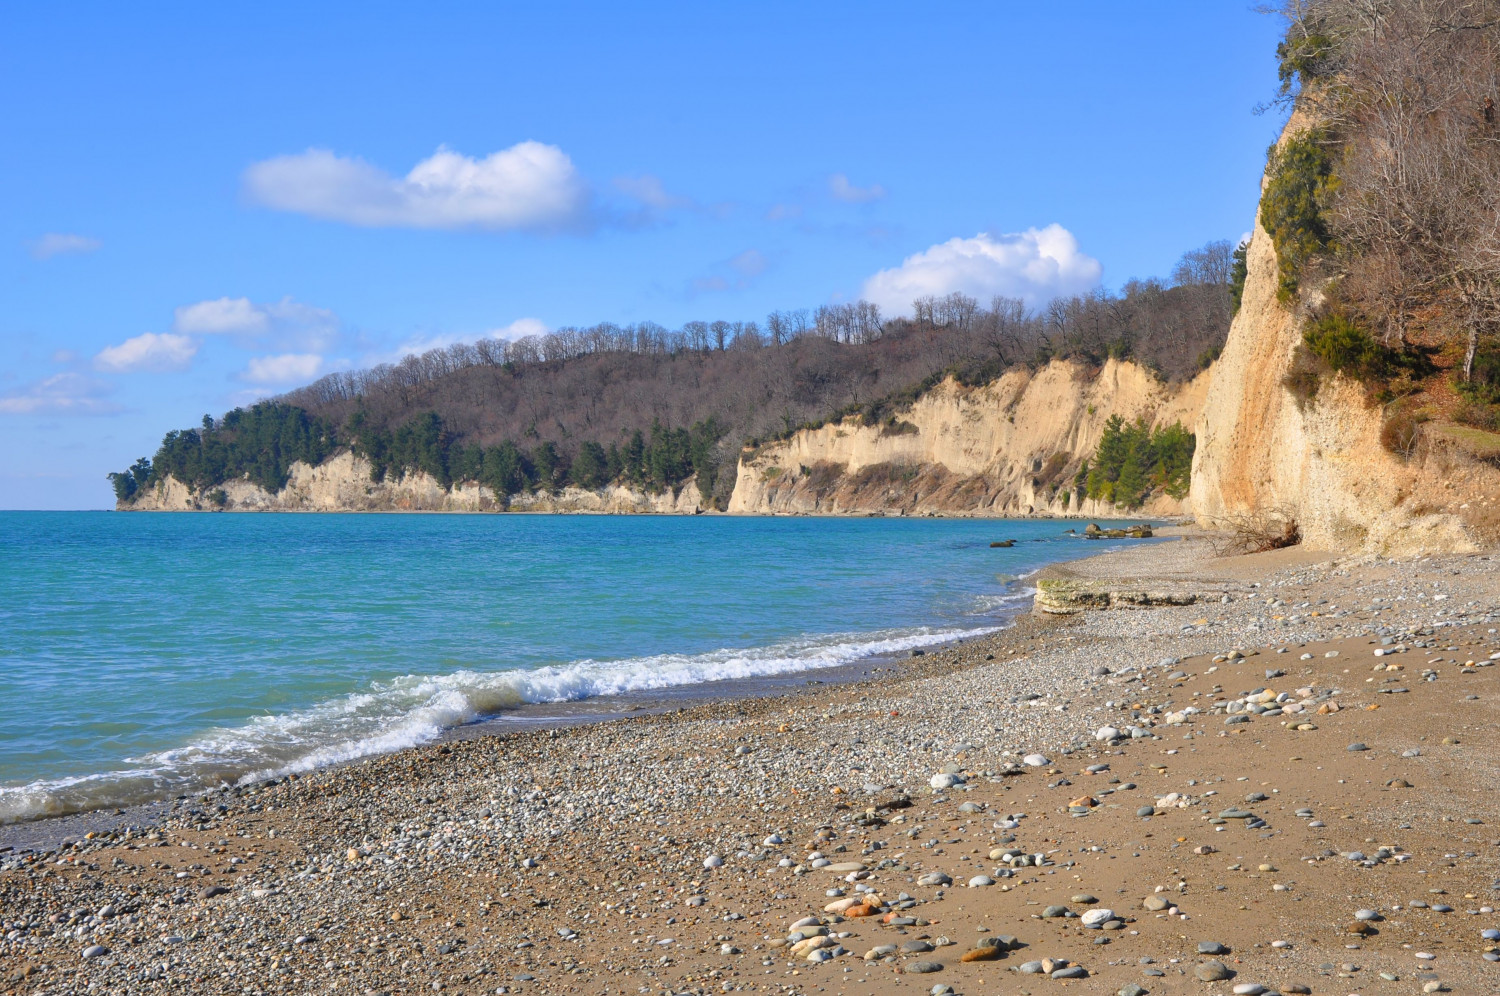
[113,241,1234,508]
[1269,0,1500,448]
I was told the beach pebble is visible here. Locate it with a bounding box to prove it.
[1195,959,1232,981]
[1198,940,1228,955]
[1232,984,1264,995]
[1081,908,1115,927]
[1095,726,1121,742]
[967,875,994,888]
[81,945,109,960]
[703,855,723,869]
[929,772,964,789]
[1355,909,1379,920]
[908,960,943,973]
[1022,753,1050,766]
[1052,965,1088,979]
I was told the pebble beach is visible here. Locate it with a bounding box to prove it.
[4,535,1500,996]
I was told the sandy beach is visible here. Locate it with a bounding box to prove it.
[3,535,1499,996]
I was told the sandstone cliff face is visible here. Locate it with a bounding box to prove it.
[1189,116,1495,554]
[125,450,708,514]
[726,358,1210,517]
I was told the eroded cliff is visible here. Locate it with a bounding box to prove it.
[1189,116,1499,555]
[726,358,1210,517]
[127,450,708,514]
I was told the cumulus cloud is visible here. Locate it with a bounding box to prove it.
[0,373,119,415]
[861,224,1102,314]
[173,296,339,351]
[243,142,590,232]
[829,174,886,203]
[93,333,199,373]
[241,353,324,384]
[29,233,102,259]
[172,297,268,335]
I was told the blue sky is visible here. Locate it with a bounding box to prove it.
[1,2,1287,509]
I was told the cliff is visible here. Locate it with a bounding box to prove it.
[726,358,1209,517]
[1189,114,1499,555]
[125,358,1206,518]
[127,451,708,514]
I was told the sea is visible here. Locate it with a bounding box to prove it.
[0,511,1154,823]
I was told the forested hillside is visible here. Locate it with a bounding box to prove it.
[1267,0,1500,445]
[112,242,1234,509]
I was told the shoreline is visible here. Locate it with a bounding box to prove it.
[4,536,1499,996]
[0,583,1049,855]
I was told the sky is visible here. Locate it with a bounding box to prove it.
[0,2,1288,510]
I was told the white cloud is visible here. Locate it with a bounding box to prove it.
[490,317,549,341]
[241,353,324,384]
[93,332,199,373]
[172,297,268,335]
[0,373,119,415]
[173,295,339,351]
[365,318,551,367]
[829,174,886,203]
[243,142,589,231]
[29,233,101,259]
[861,225,1103,314]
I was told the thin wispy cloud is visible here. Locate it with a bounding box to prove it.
[173,296,339,352]
[691,248,770,295]
[243,143,591,232]
[829,174,886,203]
[0,373,120,415]
[240,353,325,384]
[612,174,691,211]
[862,225,1102,314]
[93,332,199,373]
[29,233,102,259]
[364,318,550,367]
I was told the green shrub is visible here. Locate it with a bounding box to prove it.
[1276,32,1336,96]
[1302,311,1434,385]
[1083,415,1195,508]
[1229,240,1249,315]
[1261,130,1338,302]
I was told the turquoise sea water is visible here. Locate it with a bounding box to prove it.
[0,512,1151,822]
